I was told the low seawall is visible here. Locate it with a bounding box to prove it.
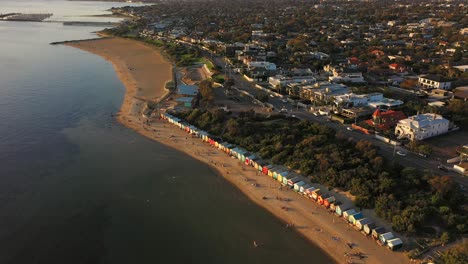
[50,37,110,45]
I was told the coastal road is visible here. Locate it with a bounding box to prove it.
[207,50,468,188]
[174,39,468,189]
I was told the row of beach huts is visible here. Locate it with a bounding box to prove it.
[160,113,404,251]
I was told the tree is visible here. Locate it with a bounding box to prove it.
[199,80,215,106]
[226,119,239,136]
[429,176,456,198]
[439,242,468,264]
[440,232,451,245]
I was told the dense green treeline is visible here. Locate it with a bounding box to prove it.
[175,109,466,236]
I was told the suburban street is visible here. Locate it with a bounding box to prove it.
[176,39,467,189]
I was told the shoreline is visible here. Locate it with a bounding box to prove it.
[64,36,410,264]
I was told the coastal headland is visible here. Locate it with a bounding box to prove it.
[64,37,410,264]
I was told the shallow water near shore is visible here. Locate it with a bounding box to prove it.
[0,1,334,263]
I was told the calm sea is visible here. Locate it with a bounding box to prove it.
[0,1,334,263]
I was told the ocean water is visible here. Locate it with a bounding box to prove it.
[0,1,334,263]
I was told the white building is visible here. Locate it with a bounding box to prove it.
[334,92,403,109]
[418,75,452,90]
[324,65,365,83]
[269,75,316,88]
[395,113,449,141]
[247,61,276,71]
[311,51,330,60]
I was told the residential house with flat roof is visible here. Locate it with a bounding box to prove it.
[418,75,452,90]
[395,113,449,140]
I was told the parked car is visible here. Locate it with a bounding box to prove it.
[346,127,353,131]
[438,165,449,172]
[396,151,407,157]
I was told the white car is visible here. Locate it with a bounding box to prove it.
[346,127,353,131]
[396,151,407,157]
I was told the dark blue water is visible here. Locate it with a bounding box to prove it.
[0,2,334,264]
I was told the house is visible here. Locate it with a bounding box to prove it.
[312,51,330,60]
[454,163,468,176]
[453,65,468,73]
[395,113,450,140]
[335,92,403,109]
[452,86,468,101]
[268,75,315,89]
[175,97,194,108]
[329,67,366,83]
[418,75,452,90]
[247,61,276,71]
[303,82,349,102]
[224,43,245,57]
[365,109,407,130]
[341,107,373,120]
[178,84,199,96]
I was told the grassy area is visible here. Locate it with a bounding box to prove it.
[211,74,225,84]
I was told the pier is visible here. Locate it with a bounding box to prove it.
[0,13,53,22]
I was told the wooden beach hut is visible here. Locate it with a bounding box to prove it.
[287,176,302,188]
[317,193,330,205]
[277,170,290,182]
[267,166,278,178]
[355,218,372,230]
[363,223,377,236]
[387,238,403,251]
[299,184,312,194]
[311,189,321,200]
[293,181,305,192]
[349,212,364,225]
[342,209,356,220]
[240,151,250,162]
[304,187,316,197]
[323,196,336,208]
[335,204,349,216]
[379,232,395,245]
[262,164,273,175]
[230,147,240,158]
[372,227,386,240]
[272,167,286,179]
[329,200,341,212]
[282,174,293,186]
[198,131,208,141]
[236,149,245,161]
[245,154,257,166]
[256,160,268,172]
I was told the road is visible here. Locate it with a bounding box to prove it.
[174,38,468,189]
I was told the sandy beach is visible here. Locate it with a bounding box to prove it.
[66,37,410,264]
